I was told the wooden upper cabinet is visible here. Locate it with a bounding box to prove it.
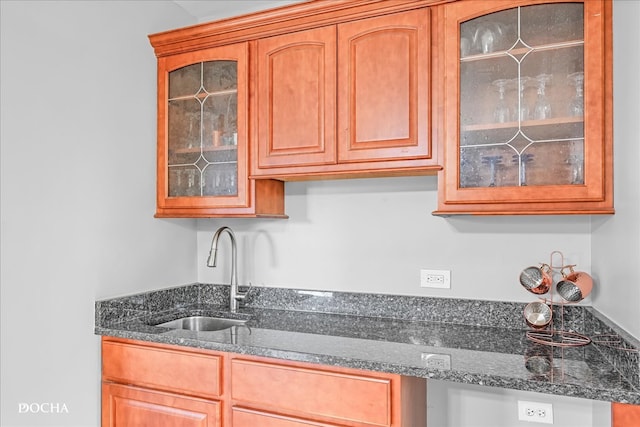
[337,9,431,163]
[434,0,613,215]
[256,26,338,169]
[151,41,285,218]
[252,8,439,180]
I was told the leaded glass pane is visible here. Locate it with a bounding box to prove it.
[459,3,584,189]
[167,61,239,197]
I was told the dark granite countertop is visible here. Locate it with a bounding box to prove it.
[95,283,640,405]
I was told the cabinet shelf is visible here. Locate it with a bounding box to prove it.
[168,88,237,102]
[461,39,584,63]
[170,145,238,155]
[463,116,582,133]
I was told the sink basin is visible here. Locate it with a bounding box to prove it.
[156,316,247,332]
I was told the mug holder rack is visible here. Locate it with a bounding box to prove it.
[524,251,591,347]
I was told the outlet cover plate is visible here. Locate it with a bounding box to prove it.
[517,400,553,424]
[421,353,452,370]
[420,269,451,289]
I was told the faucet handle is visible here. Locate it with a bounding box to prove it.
[235,281,253,303]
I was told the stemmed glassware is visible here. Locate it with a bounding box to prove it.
[513,76,532,122]
[185,169,198,196]
[492,79,511,123]
[482,155,503,187]
[513,153,535,186]
[567,154,584,185]
[533,74,553,120]
[567,72,584,117]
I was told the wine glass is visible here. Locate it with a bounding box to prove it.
[533,74,553,120]
[567,72,584,117]
[492,79,511,123]
[513,153,534,186]
[482,155,503,187]
[473,22,504,54]
[512,76,531,122]
[185,169,198,196]
[567,154,584,185]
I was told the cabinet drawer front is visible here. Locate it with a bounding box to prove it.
[102,340,222,398]
[231,359,392,426]
[102,383,221,427]
[233,407,341,427]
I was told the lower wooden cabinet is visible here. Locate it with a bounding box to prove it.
[102,337,635,426]
[232,407,342,427]
[612,402,640,427]
[229,355,426,427]
[101,337,426,427]
[102,338,223,399]
[102,383,222,427]
[101,338,225,427]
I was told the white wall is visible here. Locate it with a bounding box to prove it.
[198,177,592,303]
[195,178,610,427]
[0,1,196,426]
[591,0,640,341]
[427,380,610,427]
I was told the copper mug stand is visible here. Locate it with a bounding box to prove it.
[523,251,591,347]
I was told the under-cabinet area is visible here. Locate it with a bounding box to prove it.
[101,337,425,427]
[148,0,613,217]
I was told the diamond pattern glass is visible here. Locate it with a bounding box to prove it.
[167,61,239,197]
[459,3,584,188]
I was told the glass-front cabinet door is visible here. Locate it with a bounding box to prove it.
[155,43,286,218]
[435,0,612,215]
[167,59,240,199]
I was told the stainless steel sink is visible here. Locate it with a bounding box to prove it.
[156,316,247,332]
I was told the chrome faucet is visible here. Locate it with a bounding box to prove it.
[206,226,248,312]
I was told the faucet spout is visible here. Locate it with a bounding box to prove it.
[207,226,245,312]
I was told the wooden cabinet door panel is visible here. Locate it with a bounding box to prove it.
[233,407,342,427]
[157,44,250,211]
[102,339,222,399]
[435,0,613,215]
[612,403,640,427]
[257,26,337,168]
[102,383,221,427]
[231,359,392,426]
[337,8,431,163]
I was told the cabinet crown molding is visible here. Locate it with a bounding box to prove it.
[149,0,453,57]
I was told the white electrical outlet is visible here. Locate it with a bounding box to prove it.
[420,269,451,289]
[518,400,553,424]
[421,353,451,370]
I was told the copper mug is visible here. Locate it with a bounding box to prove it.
[557,266,593,302]
[524,301,553,329]
[519,264,553,295]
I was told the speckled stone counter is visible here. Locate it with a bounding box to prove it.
[95,283,640,405]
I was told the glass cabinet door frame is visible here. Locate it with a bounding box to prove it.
[437,0,612,213]
[156,43,249,211]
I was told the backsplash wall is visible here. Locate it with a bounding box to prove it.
[197,175,592,304]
